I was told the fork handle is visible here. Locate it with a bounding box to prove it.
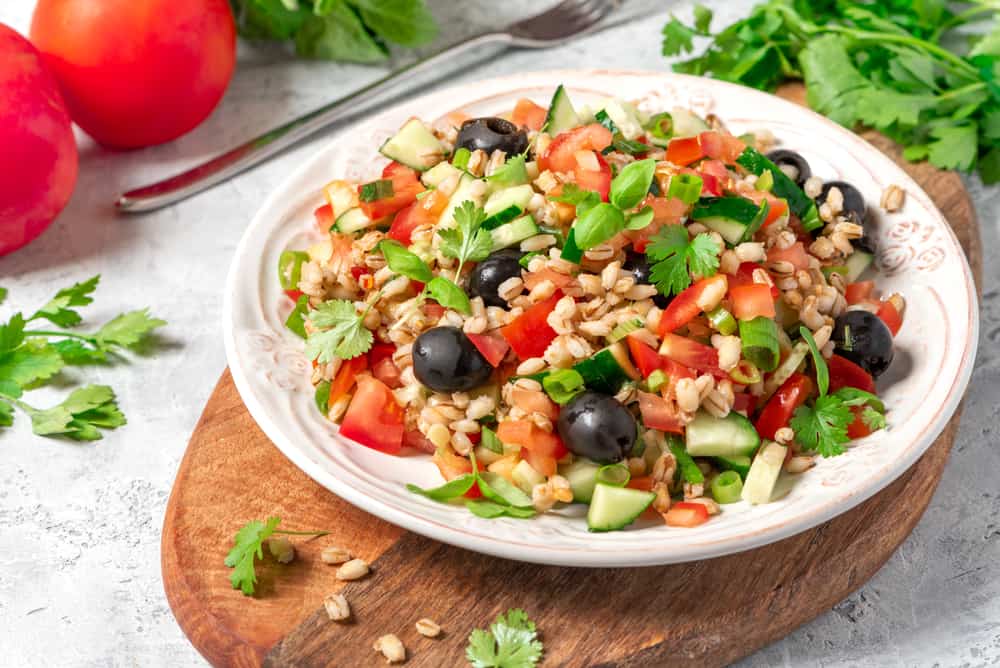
[116,31,512,213]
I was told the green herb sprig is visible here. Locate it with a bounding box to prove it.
[224,517,330,596]
[467,608,544,668]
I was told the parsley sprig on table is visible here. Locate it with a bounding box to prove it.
[467,608,544,668]
[644,224,721,296]
[663,1,1000,182]
[0,276,166,441]
[225,517,330,596]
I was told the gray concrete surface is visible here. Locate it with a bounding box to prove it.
[1,1,997,665]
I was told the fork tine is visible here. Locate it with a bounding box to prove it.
[507,0,616,45]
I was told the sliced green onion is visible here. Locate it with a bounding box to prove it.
[314,380,331,415]
[608,317,644,344]
[480,426,505,454]
[647,112,674,140]
[596,463,630,487]
[755,170,774,192]
[711,470,743,504]
[646,369,668,393]
[519,251,542,269]
[707,306,737,335]
[667,173,703,205]
[359,179,394,202]
[452,147,471,170]
[799,326,829,397]
[285,294,310,339]
[822,265,849,279]
[278,250,309,290]
[668,437,704,484]
[728,359,762,385]
[542,368,585,405]
[739,316,781,372]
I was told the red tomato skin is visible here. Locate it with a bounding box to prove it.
[31,0,235,148]
[466,331,510,368]
[511,98,547,131]
[766,242,810,270]
[658,275,728,335]
[339,376,404,454]
[637,391,684,434]
[327,355,368,409]
[575,152,612,202]
[539,124,613,173]
[847,406,874,439]
[729,284,777,320]
[729,262,779,298]
[360,162,424,220]
[496,420,567,477]
[284,289,303,302]
[0,24,78,257]
[387,190,448,245]
[403,429,436,454]
[876,300,903,336]
[626,335,664,378]
[828,355,877,394]
[664,502,709,527]
[755,373,814,440]
[500,291,563,359]
[698,131,746,164]
[314,204,334,231]
[666,136,704,166]
[845,281,875,305]
[732,392,757,415]
[659,334,724,377]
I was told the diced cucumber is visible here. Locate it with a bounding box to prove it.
[421,161,462,188]
[684,410,761,458]
[669,108,710,138]
[490,215,539,251]
[713,454,752,480]
[482,204,524,231]
[438,174,487,228]
[332,207,374,234]
[600,99,644,140]
[379,118,446,171]
[474,444,506,466]
[587,483,655,532]
[512,459,546,494]
[323,179,359,219]
[845,250,874,282]
[545,85,580,135]
[607,318,644,344]
[484,184,535,217]
[690,197,768,245]
[762,341,810,399]
[573,341,641,394]
[560,459,602,503]
[742,442,787,504]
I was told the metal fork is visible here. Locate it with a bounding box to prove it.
[117,0,617,212]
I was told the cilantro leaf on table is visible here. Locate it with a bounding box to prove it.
[28,275,100,328]
[305,299,373,362]
[295,0,388,63]
[645,224,721,296]
[790,394,853,458]
[467,608,544,668]
[21,385,126,441]
[224,517,329,596]
[0,287,8,305]
[0,340,65,390]
[95,309,168,349]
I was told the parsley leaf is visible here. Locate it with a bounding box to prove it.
[225,517,282,596]
[440,202,493,267]
[295,0,388,63]
[305,299,373,362]
[467,608,544,668]
[662,17,697,57]
[791,394,853,457]
[29,275,100,328]
[95,309,167,349]
[22,385,126,441]
[487,154,528,186]
[645,225,721,296]
[0,340,64,389]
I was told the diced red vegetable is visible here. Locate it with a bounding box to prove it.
[314,203,334,231]
[766,241,810,271]
[339,375,404,454]
[659,333,723,377]
[625,195,687,252]
[627,476,655,491]
[845,280,875,305]
[432,445,483,498]
[510,385,559,421]
[729,283,776,320]
[732,392,757,414]
[359,161,424,221]
[846,406,875,439]
[626,335,663,378]
[666,136,704,166]
[466,331,510,368]
[284,289,303,302]
[664,501,709,527]
[523,268,575,291]
[638,391,684,434]
[876,300,903,336]
[327,354,368,409]
[754,373,813,440]
[698,131,746,164]
[403,428,436,454]
[387,189,449,245]
[500,290,563,359]
[828,354,877,394]
[728,261,778,298]
[511,98,547,131]
[539,124,613,201]
[658,275,728,335]
[496,420,568,477]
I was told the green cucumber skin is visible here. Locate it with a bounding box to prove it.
[685,410,761,458]
[736,147,821,231]
[545,85,580,135]
[378,119,445,172]
[574,348,629,395]
[691,197,767,245]
[586,483,656,532]
[713,455,752,479]
[845,250,874,282]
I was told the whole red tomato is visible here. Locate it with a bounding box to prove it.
[0,23,78,257]
[30,0,236,149]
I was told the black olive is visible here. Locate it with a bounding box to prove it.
[557,392,637,464]
[467,249,523,308]
[766,149,812,187]
[412,327,493,392]
[831,310,894,379]
[623,251,671,309]
[816,181,875,252]
[456,117,528,156]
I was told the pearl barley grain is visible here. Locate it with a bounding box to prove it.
[336,558,370,581]
[373,634,406,663]
[416,618,442,638]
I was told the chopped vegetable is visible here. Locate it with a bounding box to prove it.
[711,470,744,504]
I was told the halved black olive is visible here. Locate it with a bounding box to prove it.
[456,117,528,156]
[816,181,875,251]
[412,327,493,392]
[766,149,812,187]
[831,310,894,378]
[467,249,524,308]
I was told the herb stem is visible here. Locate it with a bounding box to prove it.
[272,530,331,537]
[827,27,980,78]
[935,81,988,101]
[931,5,1000,41]
[24,330,99,344]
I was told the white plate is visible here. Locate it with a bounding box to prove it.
[224,70,978,567]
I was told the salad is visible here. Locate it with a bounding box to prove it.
[277,85,904,532]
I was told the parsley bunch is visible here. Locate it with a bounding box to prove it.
[664,1,1000,182]
[467,608,544,668]
[0,277,165,441]
[230,0,437,64]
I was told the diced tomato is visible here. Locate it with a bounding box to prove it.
[500,290,562,359]
[349,266,367,281]
[369,342,395,367]
[511,385,559,421]
[828,354,877,394]
[284,289,303,302]
[745,189,789,228]
[659,333,723,377]
[466,331,510,368]
[625,195,687,252]
[387,189,449,245]
[658,275,728,335]
[699,171,722,197]
[638,391,684,434]
[846,406,874,439]
[728,262,778,298]
[511,98,547,131]
[699,131,746,164]
[732,392,757,414]
[314,203,334,231]
[699,158,731,182]
[339,376,404,454]
[371,357,402,389]
[422,302,446,320]
[403,429,436,454]
[664,502,709,527]
[626,335,663,378]
[755,373,813,440]
[766,242,810,271]
[627,476,655,491]
[358,161,424,221]
[692,159,730,196]
[539,124,613,199]
[432,445,483,498]
[845,281,875,305]
[729,284,776,320]
[666,136,704,166]
[328,355,368,408]
[496,420,567,477]
[876,300,903,336]
[574,151,612,202]
[523,268,574,291]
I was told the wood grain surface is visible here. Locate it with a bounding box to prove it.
[161,83,983,668]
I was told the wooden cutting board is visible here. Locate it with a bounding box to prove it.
[161,84,982,668]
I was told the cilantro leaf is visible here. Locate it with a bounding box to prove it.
[29,275,100,328]
[22,385,126,441]
[95,309,167,349]
[225,517,282,596]
[467,608,544,668]
[861,406,887,431]
[305,299,373,362]
[0,399,12,427]
[791,394,853,457]
[926,123,979,170]
[0,287,7,305]
[439,201,493,269]
[0,313,26,354]
[662,17,697,57]
[0,340,65,389]
[51,339,109,365]
[693,4,713,35]
[645,225,720,296]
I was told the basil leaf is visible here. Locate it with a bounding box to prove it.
[832,387,885,412]
[427,276,471,315]
[609,158,656,210]
[295,0,388,63]
[481,426,504,454]
[407,474,476,501]
[349,0,437,48]
[478,472,534,508]
[573,202,626,250]
[625,206,655,231]
[378,240,433,282]
[465,499,536,519]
